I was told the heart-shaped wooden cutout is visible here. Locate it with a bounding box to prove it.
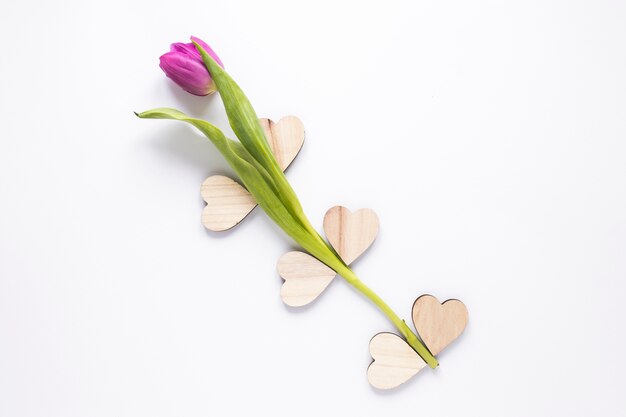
[412,295,468,356]
[201,175,257,232]
[367,332,427,390]
[201,116,305,232]
[323,206,379,265]
[260,116,305,171]
[278,251,336,307]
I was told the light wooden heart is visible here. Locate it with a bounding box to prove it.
[278,251,336,307]
[367,332,427,390]
[323,206,379,265]
[260,115,305,171]
[412,295,468,356]
[201,175,257,232]
[201,116,305,232]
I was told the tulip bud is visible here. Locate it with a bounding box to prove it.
[159,36,224,96]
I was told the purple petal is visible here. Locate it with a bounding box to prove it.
[170,42,198,57]
[158,52,214,96]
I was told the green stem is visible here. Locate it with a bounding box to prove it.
[280,218,439,368]
[334,263,439,368]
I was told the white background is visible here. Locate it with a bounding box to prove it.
[1,0,625,415]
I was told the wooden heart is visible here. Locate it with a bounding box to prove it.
[201,116,305,232]
[367,333,427,390]
[323,206,379,265]
[260,116,305,171]
[201,175,257,232]
[278,251,336,307]
[412,295,468,356]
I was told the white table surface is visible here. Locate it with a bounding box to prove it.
[1,1,625,415]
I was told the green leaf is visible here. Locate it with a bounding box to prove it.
[193,42,332,253]
[192,42,276,174]
[135,108,342,269]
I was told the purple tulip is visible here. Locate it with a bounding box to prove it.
[159,36,224,96]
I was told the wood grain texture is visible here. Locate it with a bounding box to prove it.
[277,251,336,307]
[201,116,305,232]
[260,116,305,171]
[323,206,379,264]
[367,332,427,390]
[200,175,257,232]
[411,295,469,356]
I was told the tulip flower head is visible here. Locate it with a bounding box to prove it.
[159,36,224,96]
